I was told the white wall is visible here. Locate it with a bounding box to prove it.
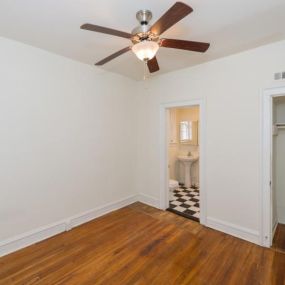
[136,40,285,241]
[0,37,138,242]
[273,97,285,224]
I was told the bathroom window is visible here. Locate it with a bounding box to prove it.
[180,121,192,142]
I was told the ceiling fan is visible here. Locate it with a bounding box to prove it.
[80,2,210,73]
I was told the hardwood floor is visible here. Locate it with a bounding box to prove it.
[273,223,285,253]
[0,202,285,285]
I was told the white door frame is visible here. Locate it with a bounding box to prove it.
[261,86,285,247]
[159,99,207,225]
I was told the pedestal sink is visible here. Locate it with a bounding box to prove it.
[178,156,199,188]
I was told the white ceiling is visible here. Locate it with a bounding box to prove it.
[0,0,285,80]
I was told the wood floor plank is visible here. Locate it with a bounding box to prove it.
[0,202,284,285]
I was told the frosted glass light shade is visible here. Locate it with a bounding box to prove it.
[132,41,159,61]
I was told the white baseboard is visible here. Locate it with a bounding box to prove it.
[137,193,160,208]
[0,222,66,258]
[272,221,278,239]
[69,195,138,229]
[0,197,262,257]
[0,195,138,257]
[206,217,260,245]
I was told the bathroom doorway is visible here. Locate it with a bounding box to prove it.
[160,100,206,225]
[167,106,200,221]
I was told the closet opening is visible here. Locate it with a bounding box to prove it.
[271,96,285,252]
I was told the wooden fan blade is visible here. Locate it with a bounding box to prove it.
[95,47,131,66]
[147,57,160,73]
[150,2,193,36]
[81,24,132,39]
[160,39,210,52]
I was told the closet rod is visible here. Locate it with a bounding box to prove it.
[276,124,285,129]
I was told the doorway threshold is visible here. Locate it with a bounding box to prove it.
[167,208,199,222]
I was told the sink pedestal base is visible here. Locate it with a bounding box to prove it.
[183,162,191,188]
[177,156,198,189]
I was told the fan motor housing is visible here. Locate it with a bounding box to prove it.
[131,9,159,44]
[132,10,152,35]
[136,10,152,24]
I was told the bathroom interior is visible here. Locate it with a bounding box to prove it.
[167,106,200,222]
[272,96,285,252]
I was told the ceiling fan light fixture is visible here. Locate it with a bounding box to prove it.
[132,41,159,61]
[81,2,209,75]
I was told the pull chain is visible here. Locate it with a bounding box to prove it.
[143,60,147,80]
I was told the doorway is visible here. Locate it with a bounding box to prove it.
[167,106,200,221]
[160,100,206,225]
[262,86,285,248]
[271,96,285,251]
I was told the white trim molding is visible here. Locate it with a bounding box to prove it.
[0,222,66,258]
[207,217,260,245]
[0,195,138,257]
[69,195,138,229]
[261,85,285,247]
[272,221,278,239]
[159,99,207,225]
[137,193,160,208]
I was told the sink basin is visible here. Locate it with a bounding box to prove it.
[177,155,199,188]
[178,156,198,162]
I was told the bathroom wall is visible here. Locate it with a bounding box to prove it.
[168,144,179,180]
[168,109,179,180]
[273,97,285,224]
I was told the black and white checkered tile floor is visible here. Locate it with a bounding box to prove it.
[168,186,200,222]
